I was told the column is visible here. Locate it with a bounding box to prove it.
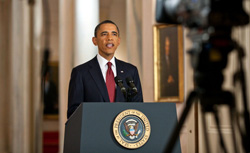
[10,0,31,152]
[58,0,74,152]
[74,0,99,66]
[126,0,143,76]
[0,0,11,153]
[8,0,43,152]
[142,0,155,102]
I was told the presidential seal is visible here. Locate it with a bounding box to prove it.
[113,109,151,149]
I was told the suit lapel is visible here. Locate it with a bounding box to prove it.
[115,59,126,102]
[88,57,110,102]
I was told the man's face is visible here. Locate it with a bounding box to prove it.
[92,23,120,60]
[165,37,170,56]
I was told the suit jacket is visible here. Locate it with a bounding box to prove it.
[67,56,143,118]
[160,54,179,97]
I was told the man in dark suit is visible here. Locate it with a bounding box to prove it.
[160,36,179,97]
[67,20,143,118]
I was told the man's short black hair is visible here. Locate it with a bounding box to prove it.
[94,20,120,37]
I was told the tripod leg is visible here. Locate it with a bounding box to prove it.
[213,110,228,153]
[235,42,250,152]
[229,107,239,153]
[200,110,211,153]
[164,91,198,153]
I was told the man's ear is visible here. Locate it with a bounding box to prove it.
[117,37,121,46]
[92,37,97,46]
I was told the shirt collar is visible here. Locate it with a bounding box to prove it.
[97,53,116,68]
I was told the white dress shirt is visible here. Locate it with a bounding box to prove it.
[97,53,117,82]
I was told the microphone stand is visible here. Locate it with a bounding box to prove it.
[115,77,138,102]
[126,88,138,102]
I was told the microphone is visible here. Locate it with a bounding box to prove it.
[114,76,127,94]
[126,77,138,93]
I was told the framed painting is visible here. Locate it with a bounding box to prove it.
[43,61,59,119]
[154,24,184,102]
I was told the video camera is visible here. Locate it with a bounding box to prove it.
[156,0,249,91]
[156,1,250,152]
[156,0,249,28]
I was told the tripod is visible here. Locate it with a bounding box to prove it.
[163,32,250,153]
[164,89,237,153]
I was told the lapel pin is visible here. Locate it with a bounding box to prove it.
[121,70,124,73]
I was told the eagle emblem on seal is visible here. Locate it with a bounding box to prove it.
[123,119,141,140]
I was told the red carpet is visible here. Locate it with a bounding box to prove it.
[43,131,59,153]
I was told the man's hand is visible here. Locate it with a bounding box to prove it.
[167,75,175,83]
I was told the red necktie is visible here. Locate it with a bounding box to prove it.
[106,62,115,102]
